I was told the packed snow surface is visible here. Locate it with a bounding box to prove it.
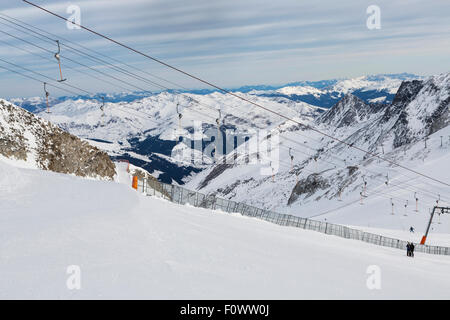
[1,160,450,299]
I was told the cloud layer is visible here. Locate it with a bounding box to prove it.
[0,0,449,98]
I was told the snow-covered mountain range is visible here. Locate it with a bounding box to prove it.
[185,72,449,226]
[10,73,419,113]
[6,73,420,183]
[251,73,422,107]
[33,90,321,184]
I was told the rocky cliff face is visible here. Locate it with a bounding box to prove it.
[318,94,379,129]
[388,75,449,148]
[0,99,116,179]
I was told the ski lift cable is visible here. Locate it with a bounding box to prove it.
[0,59,217,132]
[0,12,440,202]
[281,132,449,202]
[0,26,155,94]
[0,18,360,153]
[4,55,437,209]
[0,21,229,119]
[4,9,450,202]
[0,31,138,93]
[276,156,432,211]
[0,17,199,99]
[0,63,293,163]
[24,0,449,187]
[0,13,184,90]
[362,158,447,201]
[367,159,445,199]
[309,179,437,219]
[268,138,439,208]
[0,28,134,92]
[279,141,448,205]
[0,57,92,96]
[0,30,160,101]
[0,64,79,96]
[0,63,172,127]
[281,119,446,197]
[0,34,442,205]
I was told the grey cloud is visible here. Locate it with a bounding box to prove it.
[0,0,449,97]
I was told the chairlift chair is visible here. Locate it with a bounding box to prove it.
[54,40,66,82]
[44,82,50,113]
[289,148,294,171]
[176,103,183,138]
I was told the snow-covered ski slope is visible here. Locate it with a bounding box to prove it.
[1,160,450,299]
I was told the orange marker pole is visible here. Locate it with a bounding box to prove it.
[132,176,138,190]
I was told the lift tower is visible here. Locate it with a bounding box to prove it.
[420,206,450,244]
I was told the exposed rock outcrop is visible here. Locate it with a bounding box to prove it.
[0,99,115,179]
[287,174,330,205]
[388,75,449,148]
[318,94,377,129]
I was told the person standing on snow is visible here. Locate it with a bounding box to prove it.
[410,242,415,258]
[406,242,411,256]
[409,226,415,233]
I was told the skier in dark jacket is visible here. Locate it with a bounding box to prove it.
[410,242,415,257]
[406,242,411,256]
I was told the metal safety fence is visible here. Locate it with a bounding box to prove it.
[139,178,450,256]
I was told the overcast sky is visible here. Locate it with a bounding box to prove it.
[0,0,449,98]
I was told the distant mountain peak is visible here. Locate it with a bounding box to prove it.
[391,80,424,107]
[319,93,371,128]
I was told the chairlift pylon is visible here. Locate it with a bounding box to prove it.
[176,103,182,119]
[176,103,183,140]
[362,175,368,197]
[100,97,105,126]
[215,108,223,163]
[100,96,105,112]
[215,109,221,126]
[54,40,67,82]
